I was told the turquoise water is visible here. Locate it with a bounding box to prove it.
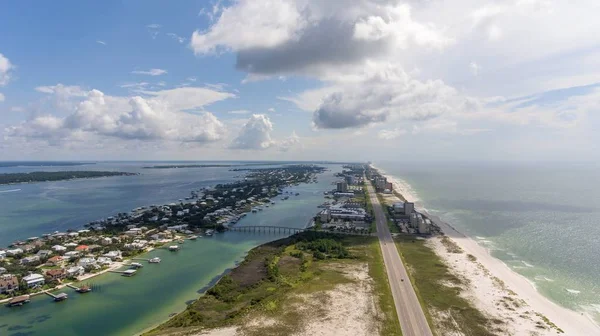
[376,161,600,323]
[0,162,342,335]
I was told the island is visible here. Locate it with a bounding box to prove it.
[0,171,138,185]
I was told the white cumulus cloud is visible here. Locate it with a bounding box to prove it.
[131,68,167,76]
[230,114,275,150]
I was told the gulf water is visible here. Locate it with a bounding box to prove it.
[376,161,600,324]
[0,162,341,335]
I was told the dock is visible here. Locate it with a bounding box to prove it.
[66,284,92,293]
[44,291,68,302]
[7,295,30,307]
[109,269,138,277]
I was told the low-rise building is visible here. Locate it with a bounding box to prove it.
[66,266,85,278]
[63,251,81,259]
[6,248,23,256]
[100,237,113,245]
[75,245,89,252]
[96,257,112,266]
[0,267,7,275]
[46,268,66,281]
[78,257,97,269]
[22,273,45,288]
[103,250,122,261]
[36,250,53,258]
[46,255,65,266]
[0,250,6,260]
[20,255,41,265]
[0,274,19,294]
[52,245,67,252]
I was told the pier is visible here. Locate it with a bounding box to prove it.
[43,291,68,301]
[66,284,92,293]
[108,269,137,276]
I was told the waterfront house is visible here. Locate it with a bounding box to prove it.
[0,275,19,294]
[0,250,6,260]
[78,257,97,269]
[0,267,6,275]
[68,232,79,238]
[45,269,66,281]
[100,237,113,245]
[78,229,90,234]
[46,256,64,266]
[64,251,81,259]
[103,250,122,261]
[22,273,45,288]
[52,245,67,252]
[7,248,23,256]
[66,266,85,278]
[36,250,53,258]
[65,242,78,248]
[20,255,41,265]
[96,257,112,266]
[75,245,89,252]
[22,244,36,253]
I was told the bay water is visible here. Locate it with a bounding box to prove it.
[0,162,341,335]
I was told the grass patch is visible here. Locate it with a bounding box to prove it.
[395,235,497,336]
[146,232,400,336]
[440,236,463,254]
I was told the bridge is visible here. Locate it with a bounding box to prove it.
[228,225,305,234]
[228,225,372,236]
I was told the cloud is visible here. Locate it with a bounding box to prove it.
[0,53,13,86]
[229,114,275,150]
[120,82,149,89]
[311,63,475,129]
[0,92,4,102]
[167,33,186,44]
[5,85,234,144]
[146,24,161,39]
[378,128,406,140]
[279,131,301,152]
[191,0,451,78]
[267,107,275,113]
[228,110,251,115]
[146,24,162,29]
[96,40,107,45]
[131,68,167,76]
[469,62,481,76]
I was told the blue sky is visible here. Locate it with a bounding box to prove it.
[1,0,599,161]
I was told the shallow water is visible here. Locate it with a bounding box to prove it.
[376,161,600,323]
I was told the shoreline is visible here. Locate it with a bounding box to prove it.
[372,164,600,335]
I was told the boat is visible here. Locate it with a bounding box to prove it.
[177,239,185,244]
[251,208,257,213]
[188,235,198,240]
[130,262,144,268]
[271,201,275,205]
[76,285,92,293]
[295,193,300,196]
[7,295,30,307]
[168,245,179,251]
[205,229,214,236]
[54,293,68,302]
[149,257,161,263]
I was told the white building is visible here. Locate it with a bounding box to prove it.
[64,251,81,259]
[104,250,122,260]
[97,257,113,266]
[66,266,85,277]
[404,202,415,216]
[78,257,97,268]
[0,250,6,260]
[6,248,23,256]
[52,245,67,252]
[100,237,113,245]
[22,273,45,288]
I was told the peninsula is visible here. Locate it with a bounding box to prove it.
[0,171,138,185]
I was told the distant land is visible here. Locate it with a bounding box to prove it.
[143,161,362,169]
[0,161,93,167]
[0,171,138,185]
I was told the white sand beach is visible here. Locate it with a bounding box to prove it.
[375,165,600,335]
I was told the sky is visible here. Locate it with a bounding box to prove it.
[1,0,599,162]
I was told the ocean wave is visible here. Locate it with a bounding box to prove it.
[534,275,555,282]
[0,188,21,193]
[475,236,487,240]
[566,288,581,295]
[522,261,535,268]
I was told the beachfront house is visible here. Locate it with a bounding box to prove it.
[22,273,45,288]
[64,242,78,248]
[0,275,19,294]
[0,250,6,260]
[100,237,113,245]
[66,266,85,278]
[20,255,41,265]
[46,269,66,281]
[52,245,67,252]
[75,245,89,252]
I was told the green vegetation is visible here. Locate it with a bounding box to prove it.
[394,235,499,336]
[440,236,463,254]
[364,182,376,233]
[0,171,137,185]
[146,232,401,336]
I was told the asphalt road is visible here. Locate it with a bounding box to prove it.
[366,182,433,336]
